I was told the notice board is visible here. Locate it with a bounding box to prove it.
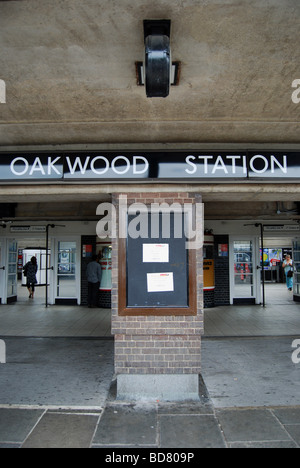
[119,212,197,316]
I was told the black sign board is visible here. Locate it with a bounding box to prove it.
[126,213,189,308]
[0,151,299,181]
[118,212,197,316]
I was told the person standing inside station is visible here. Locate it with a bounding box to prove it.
[283,254,294,292]
[24,256,38,299]
[86,254,102,308]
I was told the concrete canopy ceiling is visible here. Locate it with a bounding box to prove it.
[0,0,300,147]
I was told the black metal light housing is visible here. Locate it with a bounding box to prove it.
[0,204,16,218]
[143,20,171,98]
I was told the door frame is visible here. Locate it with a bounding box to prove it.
[229,235,261,305]
[50,236,81,305]
[0,237,6,304]
[6,238,18,303]
[0,237,18,304]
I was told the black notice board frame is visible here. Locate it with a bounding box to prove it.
[118,212,197,316]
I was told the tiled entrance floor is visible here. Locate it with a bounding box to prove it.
[0,284,299,338]
[0,301,112,337]
[205,283,300,337]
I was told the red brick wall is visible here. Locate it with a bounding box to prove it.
[111,192,203,376]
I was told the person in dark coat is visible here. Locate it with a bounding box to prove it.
[86,254,102,308]
[24,256,38,299]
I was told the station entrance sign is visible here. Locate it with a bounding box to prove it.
[0,151,299,182]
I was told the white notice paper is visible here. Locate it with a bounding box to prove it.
[143,244,169,263]
[147,272,174,293]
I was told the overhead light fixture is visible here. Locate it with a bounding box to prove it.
[136,61,181,88]
[141,20,172,98]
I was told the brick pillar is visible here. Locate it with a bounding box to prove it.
[111,192,204,400]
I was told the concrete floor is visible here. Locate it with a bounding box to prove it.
[202,337,300,408]
[0,302,112,338]
[0,336,299,447]
[0,284,299,448]
[0,283,112,337]
[0,337,114,407]
[205,283,300,337]
[0,283,298,338]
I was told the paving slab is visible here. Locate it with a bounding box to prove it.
[228,440,297,448]
[0,408,44,446]
[157,400,214,416]
[159,414,226,448]
[0,399,299,448]
[272,407,300,425]
[282,425,300,446]
[216,408,292,443]
[93,403,157,447]
[22,412,99,448]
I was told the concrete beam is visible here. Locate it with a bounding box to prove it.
[0,183,299,203]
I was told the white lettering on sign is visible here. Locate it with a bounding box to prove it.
[0,340,6,364]
[66,155,149,176]
[66,156,90,175]
[47,157,62,175]
[185,155,248,175]
[7,153,291,180]
[133,156,149,174]
[11,157,29,176]
[0,80,6,103]
[249,155,287,174]
[185,154,287,175]
[90,156,109,175]
[292,79,300,104]
[10,157,62,177]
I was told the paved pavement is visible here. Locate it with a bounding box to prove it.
[0,336,300,448]
[2,401,300,448]
[202,337,300,408]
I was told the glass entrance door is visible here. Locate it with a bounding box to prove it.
[0,239,5,304]
[230,237,260,304]
[0,239,18,304]
[53,239,80,305]
[7,240,18,303]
